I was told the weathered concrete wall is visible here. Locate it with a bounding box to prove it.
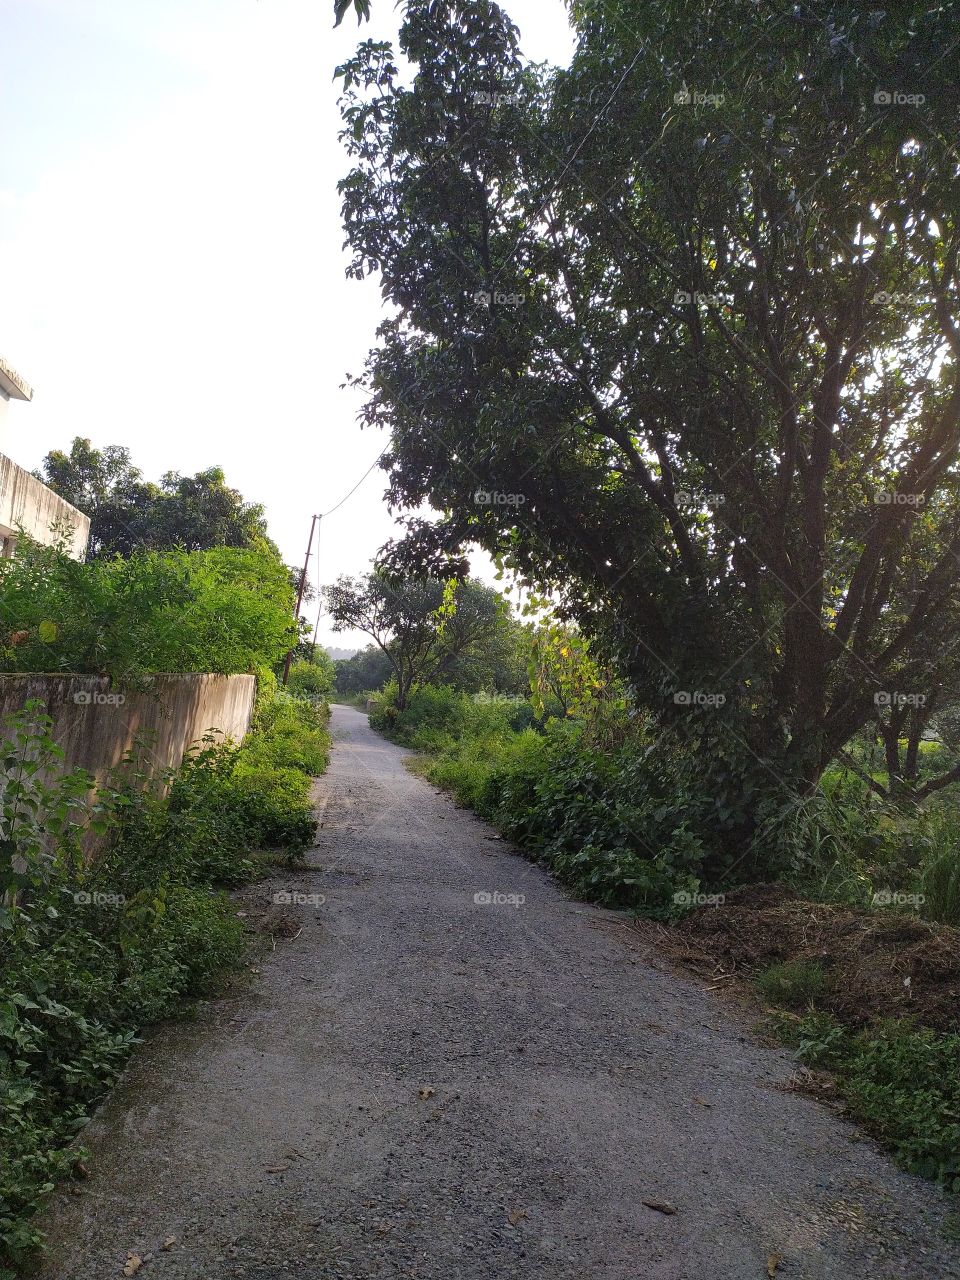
[0,673,256,782]
[0,453,90,560]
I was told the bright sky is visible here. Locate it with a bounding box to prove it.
[0,0,574,645]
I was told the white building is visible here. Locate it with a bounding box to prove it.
[0,357,90,560]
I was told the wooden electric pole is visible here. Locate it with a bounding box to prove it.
[282,514,319,686]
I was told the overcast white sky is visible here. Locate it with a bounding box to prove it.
[0,0,574,645]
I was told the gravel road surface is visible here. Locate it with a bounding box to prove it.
[35,703,960,1279]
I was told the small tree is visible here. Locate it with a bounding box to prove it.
[323,573,507,709]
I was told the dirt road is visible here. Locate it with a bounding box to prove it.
[36,704,960,1279]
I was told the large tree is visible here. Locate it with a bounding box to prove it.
[336,0,960,807]
[37,438,273,560]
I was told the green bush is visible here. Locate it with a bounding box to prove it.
[385,687,714,912]
[0,687,326,1270]
[245,692,330,775]
[783,1014,960,1192]
[0,537,297,680]
[287,654,335,701]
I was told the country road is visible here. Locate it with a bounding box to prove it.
[36,704,960,1279]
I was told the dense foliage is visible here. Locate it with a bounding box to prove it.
[36,439,275,562]
[287,652,336,701]
[337,0,960,820]
[333,643,395,698]
[0,537,297,681]
[0,691,328,1270]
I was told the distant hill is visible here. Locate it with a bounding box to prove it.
[325,647,360,662]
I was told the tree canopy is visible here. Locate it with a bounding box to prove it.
[336,0,960,803]
[324,573,508,707]
[37,438,275,561]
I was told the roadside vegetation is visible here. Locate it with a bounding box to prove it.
[0,534,298,683]
[0,682,331,1273]
[0,513,335,1271]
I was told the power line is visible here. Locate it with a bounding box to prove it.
[320,442,390,519]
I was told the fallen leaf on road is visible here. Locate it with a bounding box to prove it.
[507,1208,528,1225]
[693,1096,713,1107]
[266,1163,290,1173]
[767,1253,782,1277]
[418,1087,435,1100]
[122,1255,143,1276]
[161,1237,176,1251]
[642,1200,677,1215]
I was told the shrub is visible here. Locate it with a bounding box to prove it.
[788,1014,960,1192]
[244,693,330,775]
[0,538,297,680]
[404,697,714,912]
[921,847,960,927]
[0,685,325,1269]
[288,654,334,701]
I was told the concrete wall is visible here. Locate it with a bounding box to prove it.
[0,673,256,783]
[0,454,90,560]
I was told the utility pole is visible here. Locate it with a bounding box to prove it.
[282,514,319,686]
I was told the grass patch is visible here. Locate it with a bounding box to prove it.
[756,959,829,1009]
